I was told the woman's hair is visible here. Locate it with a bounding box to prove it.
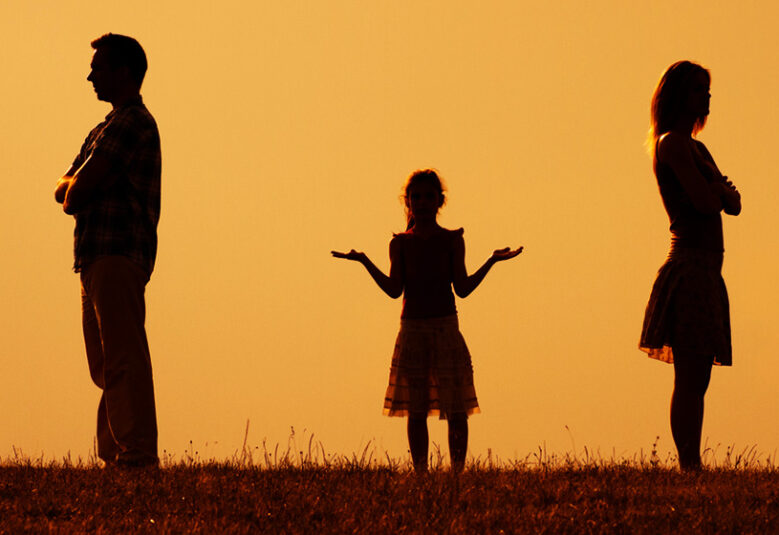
[648,60,710,156]
[402,169,446,230]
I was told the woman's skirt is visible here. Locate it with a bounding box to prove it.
[639,247,732,365]
[383,314,480,419]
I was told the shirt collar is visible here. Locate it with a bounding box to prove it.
[119,95,144,108]
[106,95,144,118]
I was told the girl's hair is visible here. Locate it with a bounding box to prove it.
[403,169,446,230]
[648,60,710,156]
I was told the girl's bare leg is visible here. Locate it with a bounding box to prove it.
[670,352,713,471]
[448,413,468,473]
[407,414,428,472]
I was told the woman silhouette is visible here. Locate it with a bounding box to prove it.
[640,61,741,471]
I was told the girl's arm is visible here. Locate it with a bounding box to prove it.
[331,237,404,298]
[451,232,522,298]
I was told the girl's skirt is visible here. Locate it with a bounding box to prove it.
[383,314,480,419]
[639,247,732,366]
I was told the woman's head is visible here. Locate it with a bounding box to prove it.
[403,169,446,230]
[649,61,711,153]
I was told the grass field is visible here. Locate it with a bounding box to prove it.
[3,440,779,534]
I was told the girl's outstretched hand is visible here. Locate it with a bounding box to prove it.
[491,246,523,262]
[331,249,368,263]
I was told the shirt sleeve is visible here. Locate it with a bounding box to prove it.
[90,109,147,169]
[71,130,97,170]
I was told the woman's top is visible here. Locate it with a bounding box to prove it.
[654,140,723,253]
[392,227,462,319]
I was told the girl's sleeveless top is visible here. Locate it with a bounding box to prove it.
[394,228,460,319]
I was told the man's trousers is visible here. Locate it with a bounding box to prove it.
[80,255,158,465]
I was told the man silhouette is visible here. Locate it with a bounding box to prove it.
[55,34,161,468]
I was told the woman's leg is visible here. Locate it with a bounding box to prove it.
[670,351,713,470]
[448,413,468,473]
[407,414,429,472]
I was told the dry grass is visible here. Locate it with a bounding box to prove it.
[3,434,779,534]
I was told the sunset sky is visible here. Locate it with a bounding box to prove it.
[2,1,778,464]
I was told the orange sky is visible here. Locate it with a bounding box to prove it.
[2,1,778,464]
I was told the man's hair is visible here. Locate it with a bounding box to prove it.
[91,33,147,86]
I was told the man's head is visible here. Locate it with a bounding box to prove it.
[87,34,147,103]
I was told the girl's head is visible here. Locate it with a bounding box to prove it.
[403,169,446,230]
[648,60,711,155]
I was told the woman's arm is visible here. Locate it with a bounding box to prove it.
[451,232,522,298]
[331,237,404,298]
[709,178,741,216]
[694,141,741,216]
[658,133,722,214]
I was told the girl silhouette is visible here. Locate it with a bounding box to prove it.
[640,62,741,471]
[332,169,522,472]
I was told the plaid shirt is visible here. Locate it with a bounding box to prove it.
[71,97,161,275]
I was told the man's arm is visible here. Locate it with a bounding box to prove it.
[54,165,77,204]
[62,152,115,215]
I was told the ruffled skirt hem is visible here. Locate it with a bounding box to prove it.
[639,248,732,366]
[383,315,480,419]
